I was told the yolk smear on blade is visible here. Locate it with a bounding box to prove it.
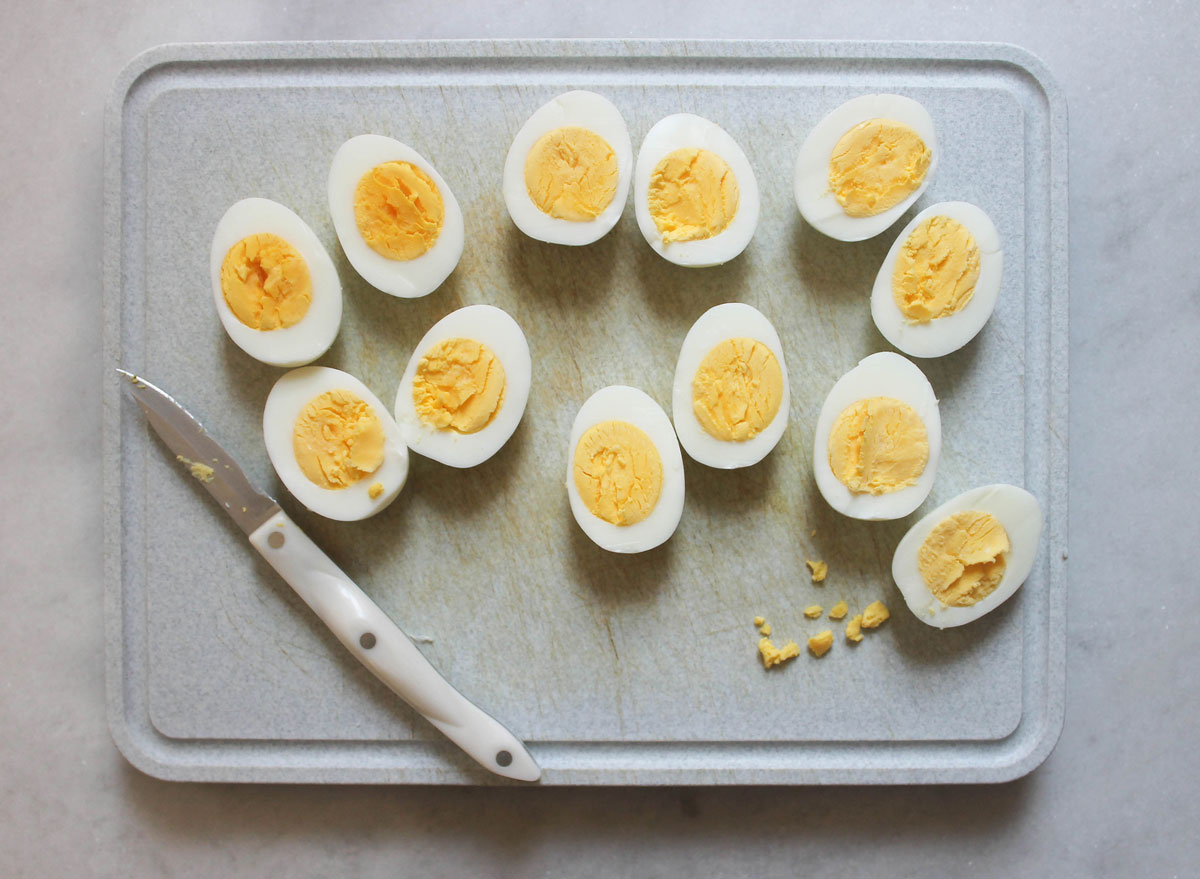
[829,118,930,218]
[524,126,619,221]
[293,390,385,489]
[828,396,928,495]
[648,148,739,243]
[354,161,444,261]
[691,338,783,441]
[893,215,981,323]
[220,233,312,330]
[413,338,506,434]
[918,510,1011,606]
[573,420,662,526]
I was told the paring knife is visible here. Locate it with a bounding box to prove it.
[118,369,541,782]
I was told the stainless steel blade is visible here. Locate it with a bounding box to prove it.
[118,370,280,534]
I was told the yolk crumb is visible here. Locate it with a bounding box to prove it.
[354,161,444,261]
[892,215,981,323]
[524,126,619,221]
[648,148,739,243]
[368,482,384,500]
[758,637,800,668]
[691,338,783,442]
[176,455,215,483]
[292,389,385,490]
[220,233,312,330]
[808,630,834,657]
[804,605,823,619]
[828,118,930,218]
[759,622,772,636]
[829,601,849,620]
[862,601,890,629]
[753,616,765,627]
[806,559,828,582]
[845,615,864,642]
[918,511,1011,606]
[412,338,506,434]
[828,397,928,495]
[573,420,663,526]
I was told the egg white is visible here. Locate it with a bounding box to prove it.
[671,303,789,469]
[210,198,342,368]
[634,114,760,267]
[871,201,1004,358]
[328,135,465,298]
[502,91,633,246]
[891,484,1043,628]
[566,386,685,553]
[812,352,941,520]
[794,94,939,242]
[263,366,409,521]
[393,305,532,469]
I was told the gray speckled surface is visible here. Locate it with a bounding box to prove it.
[103,41,1064,783]
[4,0,1198,875]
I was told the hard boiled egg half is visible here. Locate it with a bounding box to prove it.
[795,94,938,242]
[672,303,789,469]
[210,198,342,367]
[634,114,760,267]
[328,134,465,298]
[393,305,531,469]
[264,366,409,521]
[503,91,633,246]
[891,484,1043,628]
[812,352,941,520]
[871,202,1004,358]
[567,386,685,553]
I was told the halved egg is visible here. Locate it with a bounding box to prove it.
[566,386,685,553]
[671,303,789,469]
[328,134,465,298]
[794,94,938,242]
[634,113,760,267]
[812,352,941,520]
[393,304,531,469]
[871,202,1004,358]
[263,366,408,521]
[502,91,633,246]
[891,484,1043,628]
[210,198,342,367]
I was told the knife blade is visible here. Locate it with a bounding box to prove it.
[117,369,541,782]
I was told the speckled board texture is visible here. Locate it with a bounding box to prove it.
[102,40,1068,784]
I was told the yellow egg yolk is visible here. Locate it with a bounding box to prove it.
[918,511,1011,606]
[845,615,863,642]
[828,396,928,495]
[573,420,662,526]
[220,233,312,330]
[354,161,444,261]
[292,390,385,490]
[808,630,834,657]
[828,118,931,218]
[648,148,739,243]
[829,601,849,620]
[861,600,890,628]
[412,338,506,434]
[758,636,800,668]
[691,338,783,442]
[893,216,981,323]
[524,126,619,222]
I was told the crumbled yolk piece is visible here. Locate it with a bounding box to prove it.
[354,161,444,261]
[862,601,890,628]
[828,397,928,495]
[919,511,1011,606]
[412,338,506,434]
[648,148,739,243]
[292,390,385,490]
[220,233,312,330]
[524,126,618,221]
[759,622,772,636]
[806,559,828,582]
[368,482,384,500]
[758,637,800,668]
[573,420,663,526]
[753,616,765,627]
[804,605,823,619]
[176,455,215,483]
[828,118,930,218]
[808,630,834,657]
[845,615,864,642]
[829,601,849,620]
[893,216,981,323]
[691,338,783,442]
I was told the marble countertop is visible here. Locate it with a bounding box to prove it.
[2,0,1196,875]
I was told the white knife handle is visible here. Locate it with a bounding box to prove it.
[248,511,541,782]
